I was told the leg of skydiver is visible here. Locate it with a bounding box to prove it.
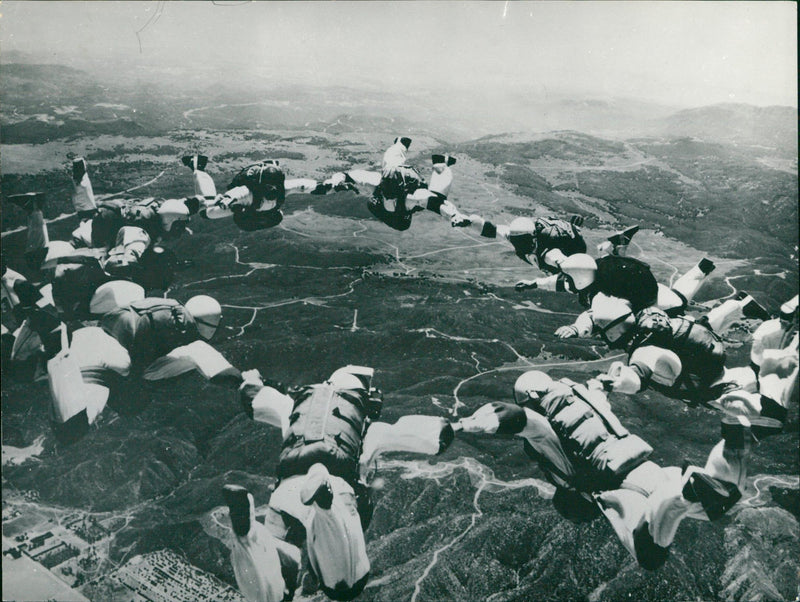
[405,188,469,225]
[670,257,715,301]
[9,193,50,270]
[48,326,131,442]
[222,484,292,602]
[71,157,97,218]
[705,292,772,333]
[182,154,217,206]
[301,464,371,601]
[750,298,798,372]
[347,169,381,188]
[646,419,750,547]
[597,418,750,570]
[712,341,797,434]
[603,225,640,257]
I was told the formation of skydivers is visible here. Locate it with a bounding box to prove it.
[1,136,797,601]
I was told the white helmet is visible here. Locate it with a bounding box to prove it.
[90,281,145,316]
[185,295,222,340]
[513,370,554,405]
[41,241,76,270]
[157,198,190,232]
[560,253,597,291]
[592,293,635,346]
[328,365,374,390]
[509,217,536,237]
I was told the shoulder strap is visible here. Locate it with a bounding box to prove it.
[561,379,629,438]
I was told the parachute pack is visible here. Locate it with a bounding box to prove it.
[101,297,198,368]
[527,380,653,491]
[532,217,587,270]
[587,255,659,312]
[228,161,286,207]
[277,382,382,484]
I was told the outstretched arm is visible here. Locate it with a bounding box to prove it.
[285,178,319,194]
[238,369,294,436]
[461,215,512,240]
[554,310,594,339]
[141,340,241,384]
[593,346,683,395]
[202,186,253,219]
[359,415,454,478]
[455,402,576,483]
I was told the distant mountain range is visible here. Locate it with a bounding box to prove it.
[663,103,797,152]
[1,62,796,150]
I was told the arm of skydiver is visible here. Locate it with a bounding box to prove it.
[141,340,241,384]
[554,310,594,339]
[359,415,454,478]
[462,215,512,240]
[238,369,294,437]
[284,178,319,193]
[454,402,575,481]
[595,346,683,394]
[346,169,381,187]
[516,273,573,292]
[310,170,375,195]
[202,186,253,219]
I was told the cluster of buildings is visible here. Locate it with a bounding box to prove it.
[115,550,245,602]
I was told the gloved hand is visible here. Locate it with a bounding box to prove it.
[238,369,265,418]
[586,378,606,391]
[515,279,537,291]
[593,361,632,393]
[554,325,579,338]
[450,213,472,228]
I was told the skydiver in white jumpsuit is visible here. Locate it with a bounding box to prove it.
[223,365,454,601]
[455,361,795,570]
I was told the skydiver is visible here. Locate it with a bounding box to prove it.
[454,365,793,570]
[7,191,177,315]
[1,258,60,380]
[311,139,471,231]
[586,294,796,431]
[223,365,454,601]
[46,294,240,441]
[520,252,718,314]
[197,157,316,231]
[464,215,589,274]
[521,250,735,339]
[68,156,200,249]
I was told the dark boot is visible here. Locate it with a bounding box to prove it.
[222,484,252,537]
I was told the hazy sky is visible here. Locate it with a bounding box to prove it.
[1,1,796,107]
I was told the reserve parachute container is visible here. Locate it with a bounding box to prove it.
[526,379,653,491]
[277,382,379,484]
